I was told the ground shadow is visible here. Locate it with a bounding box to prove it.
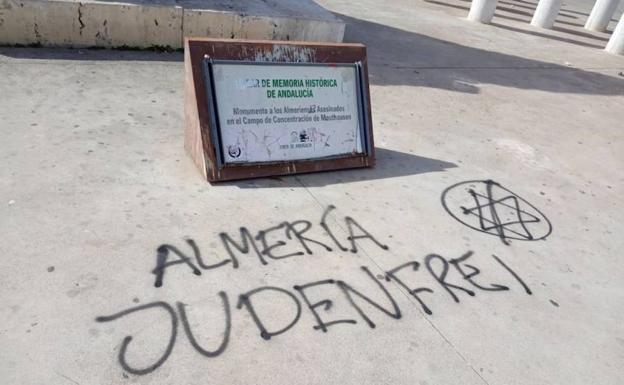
[422,0,609,45]
[552,26,610,41]
[2,9,622,95]
[511,0,621,20]
[426,0,539,25]
[426,0,541,24]
[495,0,587,23]
[486,22,606,48]
[0,47,183,62]
[336,12,624,95]
[222,148,457,188]
[498,3,581,21]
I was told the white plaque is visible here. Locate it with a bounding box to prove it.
[209,62,364,164]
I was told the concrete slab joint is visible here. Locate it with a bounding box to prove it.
[0,0,346,48]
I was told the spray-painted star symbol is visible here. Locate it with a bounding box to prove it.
[442,179,552,245]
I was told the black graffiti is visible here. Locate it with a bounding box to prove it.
[450,251,509,292]
[294,279,357,332]
[345,216,389,252]
[320,205,349,252]
[441,179,553,245]
[425,253,476,302]
[152,243,202,288]
[285,220,333,254]
[237,286,302,340]
[96,252,531,376]
[336,266,401,328]
[177,291,231,357]
[492,254,532,295]
[94,301,178,376]
[385,261,434,315]
[220,227,264,267]
[151,206,388,288]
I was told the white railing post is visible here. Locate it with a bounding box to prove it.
[468,0,499,23]
[605,13,624,54]
[585,0,620,32]
[531,0,563,28]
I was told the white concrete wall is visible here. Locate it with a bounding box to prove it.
[0,0,345,48]
[0,0,80,46]
[183,10,344,43]
[77,2,182,48]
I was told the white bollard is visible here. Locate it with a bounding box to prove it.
[531,0,563,28]
[605,13,624,54]
[585,0,620,32]
[468,0,499,23]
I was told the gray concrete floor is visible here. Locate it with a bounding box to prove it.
[1,0,623,384]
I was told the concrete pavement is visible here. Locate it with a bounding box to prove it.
[1,0,623,384]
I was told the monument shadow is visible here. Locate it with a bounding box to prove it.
[335,13,624,95]
[224,148,457,189]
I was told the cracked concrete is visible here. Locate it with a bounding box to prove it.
[0,0,345,48]
[77,2,84,36]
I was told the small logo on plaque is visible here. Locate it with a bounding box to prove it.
[227,145,242,158]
